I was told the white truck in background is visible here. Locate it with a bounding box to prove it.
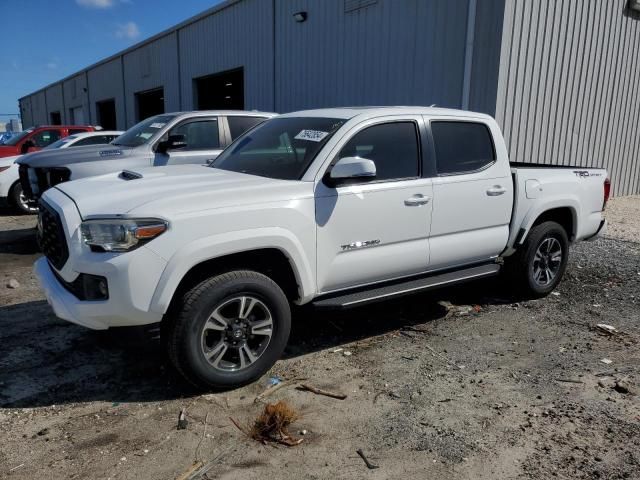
[32,107,609,390]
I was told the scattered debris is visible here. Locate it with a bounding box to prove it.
[36,427,49,436]
[266,376,282,386]
[254,377,307,404]
[343,351,352,357]
[551,292,561,296]
[300,429,308,435]
[332,348,344,353]
[176,461,204,480]
[245,401,303,446]
[194,412,210,463]
[298,383,347,400]
[425,343,463,370]
[596,324,618,335]
[600,358,613,365]
[356,449,379,470]
[8,464,24,472]
[177,409,188,430]
[6,278,19,289]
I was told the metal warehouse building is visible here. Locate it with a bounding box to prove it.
[19,0,640,195]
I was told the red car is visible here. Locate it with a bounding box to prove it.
[0,125,98,158]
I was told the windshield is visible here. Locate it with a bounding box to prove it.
[112,115,175,148]
[212,117,346,180]
[45,135,77,150]
[3,129,32,146]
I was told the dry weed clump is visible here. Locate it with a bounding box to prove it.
[231,400,303,446]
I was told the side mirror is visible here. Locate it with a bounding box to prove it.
[325,156,376,187]
[21,140,35,154]
[157,134,187,154]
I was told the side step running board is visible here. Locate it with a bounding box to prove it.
[313,263,501,309]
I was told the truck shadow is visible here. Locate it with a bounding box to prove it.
[0,279,518,409]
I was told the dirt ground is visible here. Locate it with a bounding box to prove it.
[0,197,638,480]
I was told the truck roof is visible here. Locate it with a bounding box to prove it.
[169,110,278,119]
[278,106,494,121]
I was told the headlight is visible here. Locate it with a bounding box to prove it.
[80,218,167,252]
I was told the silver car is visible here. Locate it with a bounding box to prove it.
[18,110,276,204]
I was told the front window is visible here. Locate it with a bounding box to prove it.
[212,117,346,180]
[3,129,33,146]
[112,114,175,148]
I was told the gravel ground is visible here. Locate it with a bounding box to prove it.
[0,198,638,480]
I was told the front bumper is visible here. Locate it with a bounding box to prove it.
[34,188,168,330]
[35,256,165,330]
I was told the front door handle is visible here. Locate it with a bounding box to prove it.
[404,194,431,206]
[486,185,507,196]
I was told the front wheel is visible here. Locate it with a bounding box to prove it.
[10,182,38,215]
[504,221,569,298]
[165,270,291,390]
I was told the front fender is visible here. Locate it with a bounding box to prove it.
[148,227,315,314]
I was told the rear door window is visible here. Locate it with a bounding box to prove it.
[431,121,495,175]
[228,116,267,140]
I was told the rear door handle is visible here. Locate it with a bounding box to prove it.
[486,185,507,196]
[404,194,431,206]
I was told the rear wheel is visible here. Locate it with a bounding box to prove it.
[505,221,569,298]
[165,270,291,390]
[10,182,38,215]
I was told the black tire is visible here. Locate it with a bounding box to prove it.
[504,221,569,298]
[9,182,38,215]
[165,270,291,390]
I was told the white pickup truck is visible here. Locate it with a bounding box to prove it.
[33,107,609,390]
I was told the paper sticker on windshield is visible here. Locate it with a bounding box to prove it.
[295,130,329,142]
[149,122,166,129]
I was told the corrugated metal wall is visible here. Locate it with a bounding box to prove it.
[274,0,470,112]
[44,84,64,123]
[468,0,506,114]
[178,0,274,112]
[62,74,90,124]
[122,32,180,126]
[88,58,126,130]
[496,0,640,196]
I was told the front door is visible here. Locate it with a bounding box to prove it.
[315,118,433,293]
[154,117,224,166]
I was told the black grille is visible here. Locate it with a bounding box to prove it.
[38,201,69,270]
[18,165,71,202]
[18,164,33,199]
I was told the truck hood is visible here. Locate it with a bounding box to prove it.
[17,144,135,168]
[53,164,311,218]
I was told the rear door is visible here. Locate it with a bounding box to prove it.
[315,116,433,293]
[155,116,223,165]
[426,118,512,269]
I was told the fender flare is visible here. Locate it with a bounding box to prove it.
[148,227,315,314]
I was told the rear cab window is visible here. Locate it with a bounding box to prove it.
[430,121,495,175]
